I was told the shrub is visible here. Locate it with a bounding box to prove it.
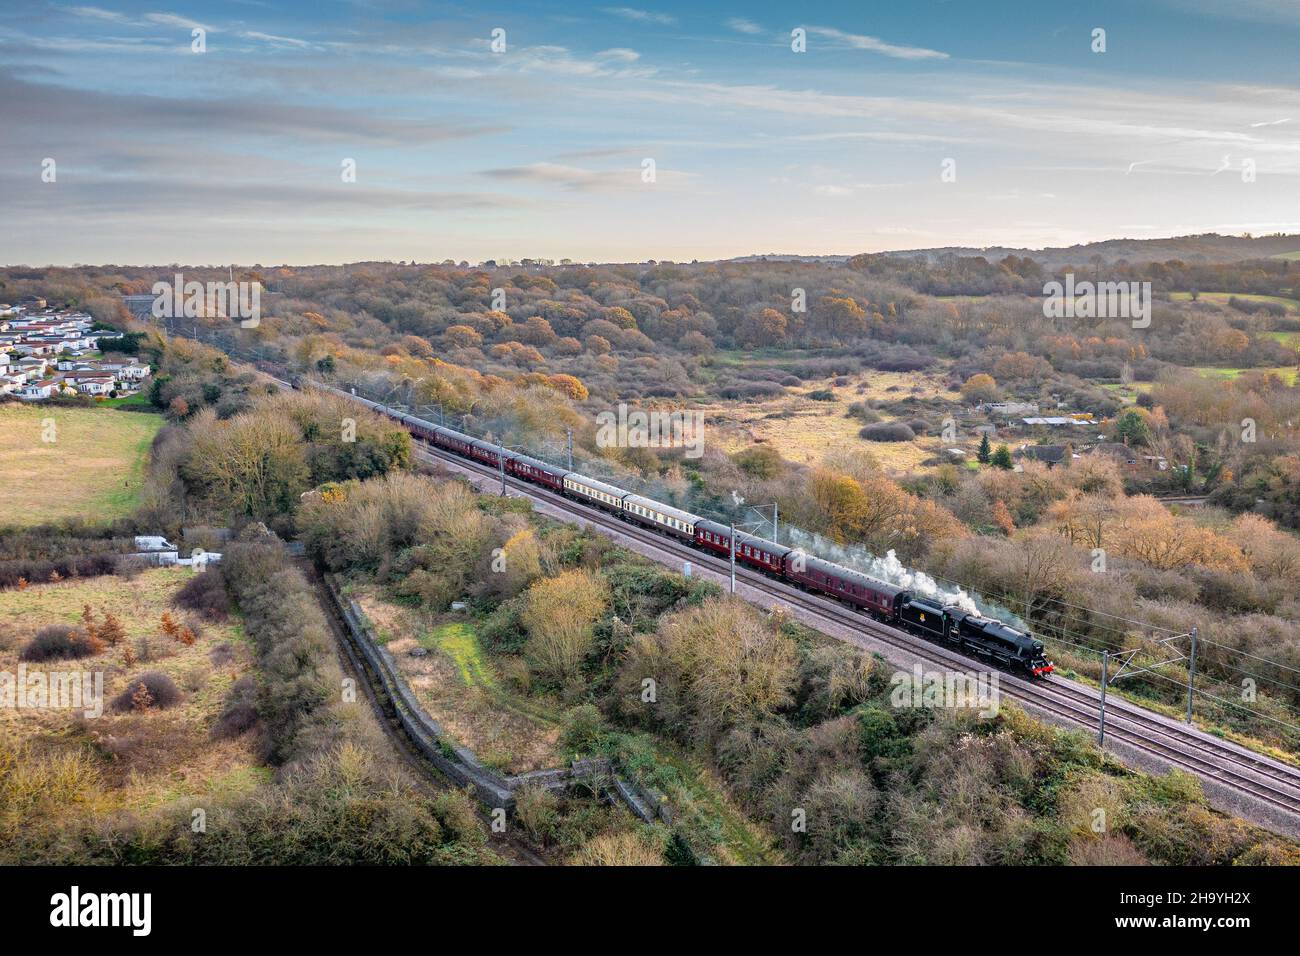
[514,784,559,845]
[960,373,1000,404]
[479,599,528,654]
[20,625,97,662]
[1068,834,1150,866]
[0,553,123,591]
[860,422,916,442]
[846,402,880,423]
[521,569,609,684]
[859,343,934,372]
[97,611,126,647]
[567,830,664,866]
[560,703,606,756]
[222,532,342,763]
[3,740,498,865]
[111,671,182,712]
[173,567,231,621]
[718,381,784,400]
[209,642,237,667]
[212,676,260,739]
[733,444,784,479]
[617,597,797,746]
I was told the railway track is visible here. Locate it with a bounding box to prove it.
[410,437,1300,824]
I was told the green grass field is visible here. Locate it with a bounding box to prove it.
[99,391,151,408]
[0,404,162,526]
[1194,366,1299,386]
[1170,291,1300,312]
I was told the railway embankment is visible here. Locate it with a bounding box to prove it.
[322,572,672,823]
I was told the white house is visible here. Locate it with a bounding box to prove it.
[106,361,150,381]
[15,341,57,357]
[19,379,57,400]
[75,375,115,396]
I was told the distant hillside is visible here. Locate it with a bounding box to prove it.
[726,234,1300,268]
[877,234,1300,268]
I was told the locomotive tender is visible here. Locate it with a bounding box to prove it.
[318,386,1054,678]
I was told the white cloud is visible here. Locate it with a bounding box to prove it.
[725,18,763,35]
[806,26,948,61]
[60,5,213,34]
[596,47,640,62]
[143,12,213,32]
[603,7,676,26]
[508,44,655,78]
[242,31,313,49]
[64,5,134,24]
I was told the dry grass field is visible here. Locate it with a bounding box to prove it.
[0,404,162,526]
[702,366,963,475]
[0,568,264,826]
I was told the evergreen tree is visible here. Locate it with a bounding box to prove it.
[977,433,992,464]
[991,444,1014,469]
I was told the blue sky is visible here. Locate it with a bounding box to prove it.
[2,0,1299,264]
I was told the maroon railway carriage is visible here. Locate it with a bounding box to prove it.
[466,438,509,467]
[786,554,908,619]
[694,519,791,574]
[393,412,441,443]
[432,427,475,458]
[506,452,567,491]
